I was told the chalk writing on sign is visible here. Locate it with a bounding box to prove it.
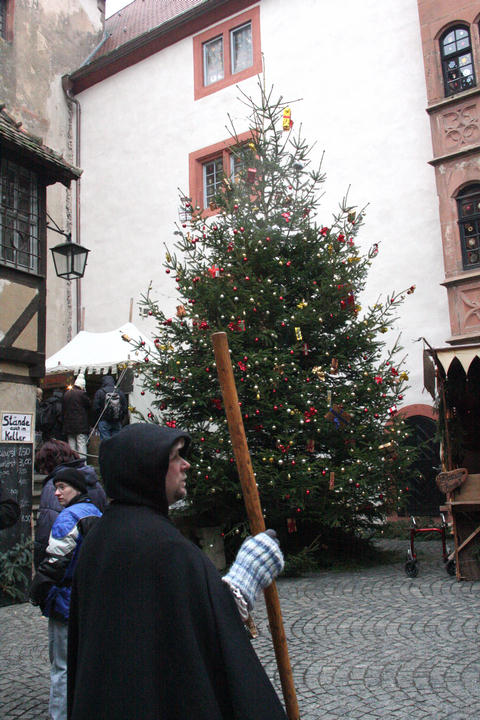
[1,413,33,442]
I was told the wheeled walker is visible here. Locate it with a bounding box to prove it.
[404,513,456,577]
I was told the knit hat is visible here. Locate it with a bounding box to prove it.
[53,468,87,495]
[75,373,86,389]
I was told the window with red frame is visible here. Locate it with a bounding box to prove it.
[189,132,252,215]
[193,7,261,100]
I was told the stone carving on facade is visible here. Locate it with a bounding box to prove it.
[460,288,480,329]
[442,103,479,147]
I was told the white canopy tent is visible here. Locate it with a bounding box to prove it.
[45,323,154,419]
[46,322,153,376]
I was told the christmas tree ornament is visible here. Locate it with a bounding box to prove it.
[208,264,220,277]
[282,107,293,131]
[287,518,297,534]
[329,472,335,490]
[247,167,257,184]
[330,358,339,374]
[294,327,303,341]
[312,366,326,381]
[176,304,186,318]
[324,405,352,428]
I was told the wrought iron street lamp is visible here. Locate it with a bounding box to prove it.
[47,214,90,280]
[51,238,90,279]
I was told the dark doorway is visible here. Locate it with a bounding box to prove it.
[403,415,444,516]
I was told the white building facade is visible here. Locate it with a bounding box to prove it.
[67,0,449,417]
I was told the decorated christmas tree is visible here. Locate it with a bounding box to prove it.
[132,82,415,552]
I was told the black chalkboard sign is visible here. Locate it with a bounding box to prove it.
[0,442,33,552]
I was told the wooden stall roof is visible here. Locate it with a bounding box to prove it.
[427,344,480,375]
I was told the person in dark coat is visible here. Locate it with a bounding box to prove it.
[67,423,287,720]
[33,439,107,568]
[93,374,127,439]
[62,374,90,458]
[37,389,65,442]
[0,485,20,529]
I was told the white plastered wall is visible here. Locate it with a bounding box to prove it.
[76,0,448,407]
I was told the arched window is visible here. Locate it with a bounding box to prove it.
[457,184,480,269]
[440,25,476,96]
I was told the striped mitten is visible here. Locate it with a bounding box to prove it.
[223,530,284,611]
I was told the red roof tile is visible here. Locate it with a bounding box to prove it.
[98,0,206,57]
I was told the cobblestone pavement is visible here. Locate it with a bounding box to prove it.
[1,540,479,719]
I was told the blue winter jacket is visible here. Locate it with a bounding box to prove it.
[34,459,107,568]
[29,496,102,621]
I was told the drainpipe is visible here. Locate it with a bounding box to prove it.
[61,32,110,334]
[62,76,82,334]
[80,31,111,67]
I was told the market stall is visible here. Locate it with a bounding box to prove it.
[45,322,153,422]
[425,343,480,580]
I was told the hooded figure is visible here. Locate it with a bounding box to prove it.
[67,423,287,720]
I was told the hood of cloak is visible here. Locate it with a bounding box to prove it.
[99,423,191,516]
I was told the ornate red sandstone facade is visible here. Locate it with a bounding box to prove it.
[418,0,480,343]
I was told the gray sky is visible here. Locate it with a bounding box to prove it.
[105,0,131,18]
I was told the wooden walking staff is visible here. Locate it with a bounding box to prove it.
[211,331,300,720]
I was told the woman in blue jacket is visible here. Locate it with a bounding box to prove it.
[34,438,107,567]
[30,468,102,720]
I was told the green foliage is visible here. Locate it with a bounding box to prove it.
[132,81,417,548]
[283,537,322,576]
[0,537,33,602]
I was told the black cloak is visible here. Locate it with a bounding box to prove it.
[67,423,287,720]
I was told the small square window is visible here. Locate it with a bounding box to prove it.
[193,7,261,100]
[189,132,253,215]
[230,22,253,75]
[203,36,224,86]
